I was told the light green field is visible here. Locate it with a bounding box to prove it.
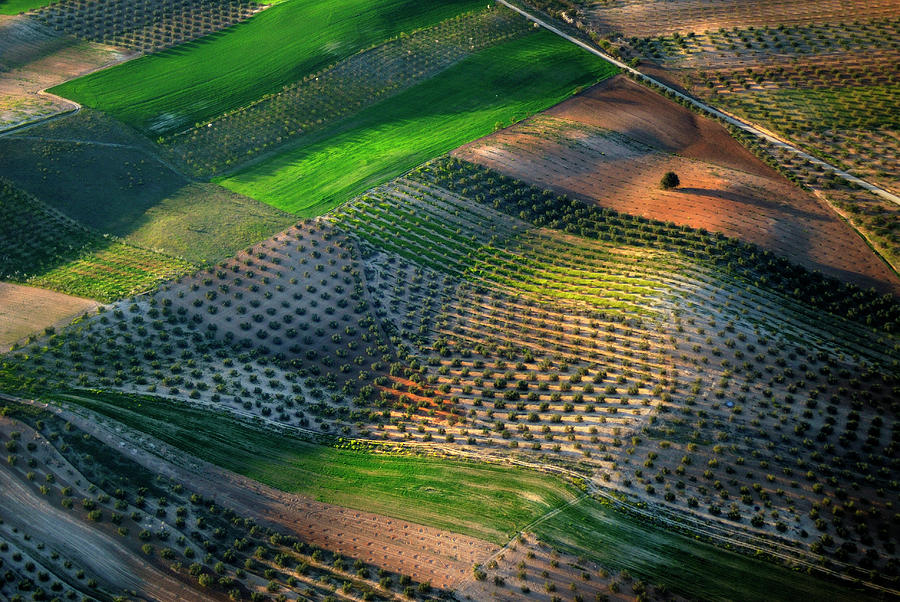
[218,31,618,215]
[123,183,297,264]
[49,0,488,135]
[0,0,51,14]
[534,497,877,602]
[55,390,577,544]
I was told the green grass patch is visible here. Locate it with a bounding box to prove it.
[0,0,52,14]
[123,183,297,264]
[218,31,617,215]
[0,136,188,237]
[49,0,488,135]
[534,496,877,602]
[0,178,192,302]
[55,390,577,544]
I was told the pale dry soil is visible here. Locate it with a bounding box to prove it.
[0,15,130,130]
[0,281,98,351]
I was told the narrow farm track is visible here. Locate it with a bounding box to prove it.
[495,0,900,208]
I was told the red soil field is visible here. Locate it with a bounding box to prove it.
[453,75,900,295]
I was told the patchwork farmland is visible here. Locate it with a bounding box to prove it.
[1,0,898,600]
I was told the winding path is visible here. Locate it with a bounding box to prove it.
[495,0,900,207]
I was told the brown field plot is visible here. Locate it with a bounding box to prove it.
[0,282,98,350]
[453,75,900,294]
[0,15,128,130]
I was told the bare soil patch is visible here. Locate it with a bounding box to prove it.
[0,15,129,130]
[0,281,98,350]
[453,75,900,294]
[544,75,772,178]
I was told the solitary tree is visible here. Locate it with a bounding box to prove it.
[660,171,680,190]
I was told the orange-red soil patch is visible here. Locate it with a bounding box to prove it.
[453,75,900,295]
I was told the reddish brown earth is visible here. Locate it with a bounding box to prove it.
[453,75,900,295]
[36,399,499,591]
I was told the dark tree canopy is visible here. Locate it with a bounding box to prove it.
[660,171,680,190]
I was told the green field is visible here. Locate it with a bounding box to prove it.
[218,31,618,215]
[54,391,577,544]
[49,0,488,135]
[0,0,50,14]
[47,388,877,601]
[122,183,296,264]
[534,498,877,602]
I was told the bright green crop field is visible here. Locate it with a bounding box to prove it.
[0,0,50,14]
[218,30,618,215]
[49,0,488,135]
[53,390,577,545]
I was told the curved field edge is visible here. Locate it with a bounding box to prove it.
[533,496,880,602]
[217,30,618,216]
[28,390,880,602]
[46,0,490,135]
[48,389,577,545]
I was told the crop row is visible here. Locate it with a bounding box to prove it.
[164,7,531,176]
[31,0,261,53]
[415,158,900,335]
[588,0,900,39]
[0,179,191,301]
[624,17,900,64]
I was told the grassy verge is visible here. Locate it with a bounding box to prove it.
[218,30,618,215]
[534,496,877,602]
[49,0,488,135]
[53,390,577,544]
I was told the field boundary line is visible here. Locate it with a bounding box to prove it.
[494,0,900,208]
[4,387,899,598]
